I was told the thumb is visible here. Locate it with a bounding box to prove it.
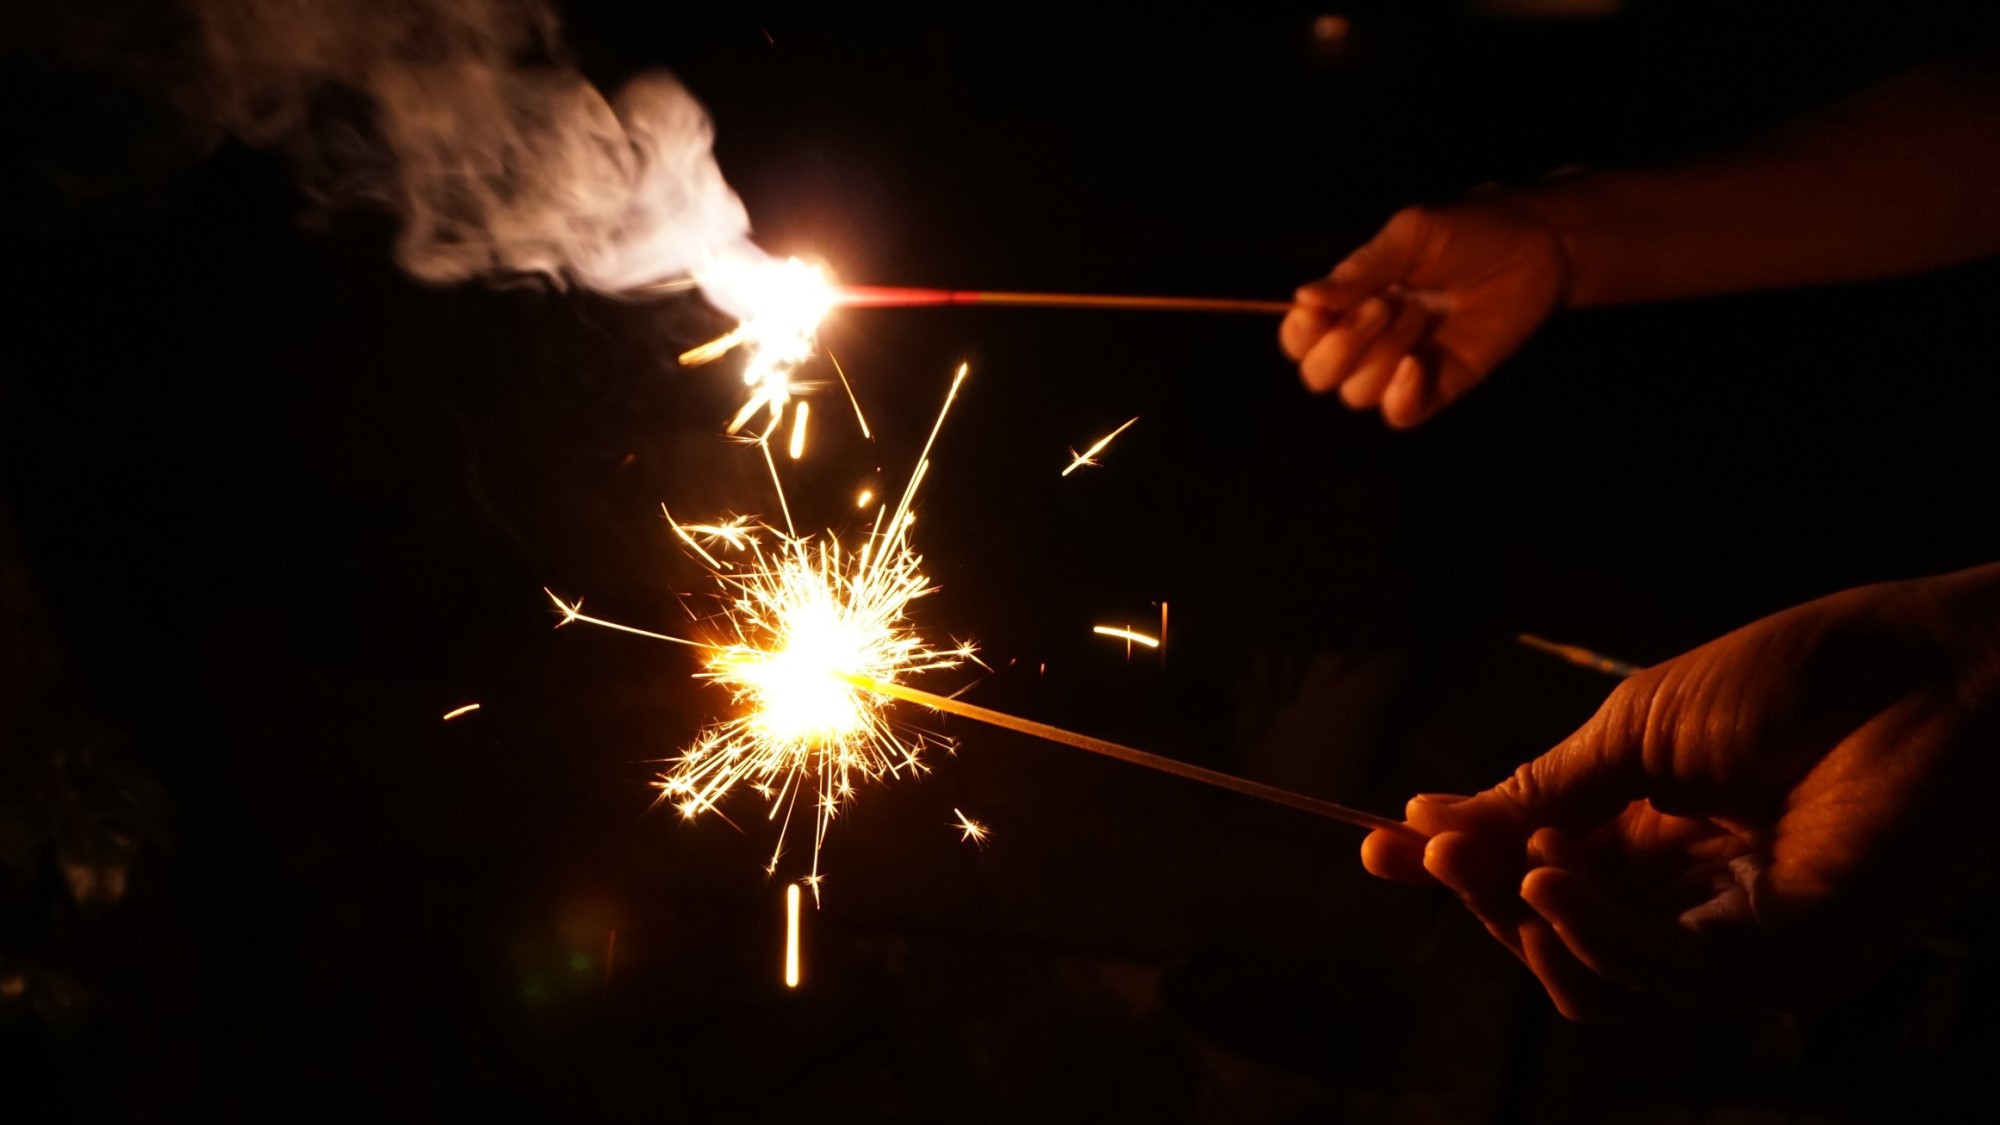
[1412,673,1661,840]
[1295,207,1430,312]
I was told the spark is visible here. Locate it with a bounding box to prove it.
[952,808,990,847]
[1061,416,1139,477]
[784,883,801,988]
[1092,625,1160,649]
[441,703,481,721]
[556,363,974,895]
[664,508,756,570]
[788,401,810,460]
[825,350,872,440]
[855,487,874,509]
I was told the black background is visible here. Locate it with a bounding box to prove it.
[9,2,2000,1121]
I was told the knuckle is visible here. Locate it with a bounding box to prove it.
[1387,204,1438,236]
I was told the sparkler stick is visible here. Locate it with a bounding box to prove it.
[837,286,1294,315]
[1516,633,1642,678]
[838,672,1412,835]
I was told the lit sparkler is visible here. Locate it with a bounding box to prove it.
[1062,417,1138,477]
[677,248,836,440]
[666,258,1288,448]
[550,363,976,894]
[664,249,870,449]
[549,361,1413,898]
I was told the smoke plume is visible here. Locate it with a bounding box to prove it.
[196,0,753,291]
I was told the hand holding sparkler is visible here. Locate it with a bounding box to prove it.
[1364,565,2000,1020]
[1281,198,1569,428]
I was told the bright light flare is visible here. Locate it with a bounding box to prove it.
[557,363,975,895]
[680,248,837,440]
[1062,416,1139,477]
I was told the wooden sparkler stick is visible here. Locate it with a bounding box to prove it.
[835,286,1295,315]
[840,672,1414,835]
[1516,633,1643,678]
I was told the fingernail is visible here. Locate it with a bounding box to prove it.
[1391,355,1422,390]
[1414,792,1470,805]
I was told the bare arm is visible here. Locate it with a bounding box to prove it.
[1282,44,2000,426]
[1535,46,2000,307]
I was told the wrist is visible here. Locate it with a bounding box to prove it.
[1901,563,2000,701]
[1496,169,1615,310]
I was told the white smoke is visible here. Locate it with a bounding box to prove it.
[197,0,754,291]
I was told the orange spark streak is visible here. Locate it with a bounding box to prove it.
[783,883,801,988]
[789,401,810,460]
[441,703,481,721]
[1092,625,1160,649]
[1061,417,1138,477]
[952,808,990,847]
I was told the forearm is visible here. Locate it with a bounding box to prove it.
[1513,46,2000,308]
[1900,561,2000,700]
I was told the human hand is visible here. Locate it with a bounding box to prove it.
[1362,566,2000,1019]
[1280,198,1569,427]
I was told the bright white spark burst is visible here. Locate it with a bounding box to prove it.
[678,248,838,441]
[551,364,974,898]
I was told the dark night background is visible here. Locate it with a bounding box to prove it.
[8,2,2000,1121]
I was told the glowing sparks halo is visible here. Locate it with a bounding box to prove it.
[555,363,973,896]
